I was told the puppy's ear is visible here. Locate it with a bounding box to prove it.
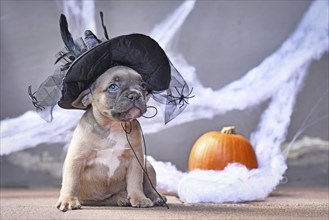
[72,89,92,109]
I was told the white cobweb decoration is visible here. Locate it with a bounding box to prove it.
[1,0,328,203]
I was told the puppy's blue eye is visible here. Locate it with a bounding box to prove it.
[108,83,119,93]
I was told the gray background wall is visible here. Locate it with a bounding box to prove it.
[1,0,328,188]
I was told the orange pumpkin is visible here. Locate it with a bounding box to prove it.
[188,126,258,171]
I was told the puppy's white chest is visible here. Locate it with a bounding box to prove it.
[92,138,130,178]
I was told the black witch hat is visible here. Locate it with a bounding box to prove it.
[29,12,193,124]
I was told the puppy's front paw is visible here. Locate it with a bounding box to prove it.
[130,195,153,208]
[56,196,81,212]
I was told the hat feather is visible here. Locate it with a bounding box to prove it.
[59,14,81,57]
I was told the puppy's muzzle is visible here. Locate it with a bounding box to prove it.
[127,91,141,102]
[110,90,147,121]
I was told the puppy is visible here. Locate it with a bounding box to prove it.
[56,66,166,212]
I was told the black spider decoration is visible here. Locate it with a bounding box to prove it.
[168,84,195,108]
[28,86,45,111]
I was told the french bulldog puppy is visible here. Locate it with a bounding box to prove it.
[56,66,166,212]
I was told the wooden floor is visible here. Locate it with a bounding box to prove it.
[0,187,328,219]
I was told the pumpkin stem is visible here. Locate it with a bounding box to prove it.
[221,126,236,134]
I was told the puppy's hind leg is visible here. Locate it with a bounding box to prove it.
[143,160,167,206]
[113,191,131,207]
[82,191,130,207]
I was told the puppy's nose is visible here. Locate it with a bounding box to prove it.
[127,92,141,101]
